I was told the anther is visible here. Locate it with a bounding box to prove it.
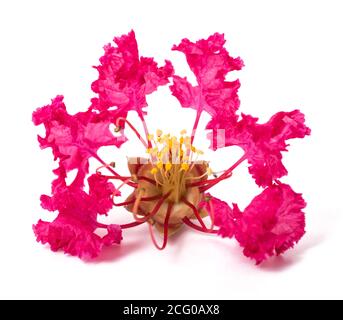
[109,162,116,168]
[180,163,190,171]
[151,168,158,175]
[165,162,172,171]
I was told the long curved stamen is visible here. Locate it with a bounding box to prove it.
[199,173,233,193]
[96,169,137,188]
[132,189,146,221]
[116,117,149,148]
[187,154,247,189]
[182,217,218,234]
[117,178,137,190]
[198,174,233,194]
[182,198,208,231]
[187,149,203,173]
[120,192,171,229]
[112,198,135,207]
[148,202,173,250]
[98,174,132,180]
[75,144,134,184]
[137,175,157,186]
[152,173,164,186]
[96,162,115,174]
[112,194,163,207]
[187,171,231,188]
[185,168,212,181]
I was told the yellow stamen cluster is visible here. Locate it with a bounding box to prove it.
[145,129,210,203]
[147,130,202,170]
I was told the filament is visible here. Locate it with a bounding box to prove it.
[120,192,171,229]
[116,117,149,148]
[148,202,173,250]
[182,198,208,231]
[182,217,218,234]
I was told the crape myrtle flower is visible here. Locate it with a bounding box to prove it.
[33,30,310,264]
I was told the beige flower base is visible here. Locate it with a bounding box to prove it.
[125,157,209,236]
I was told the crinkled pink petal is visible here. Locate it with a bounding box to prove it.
[91,30,174,117]
[88,174,117,215]
[33,216,104,259]
[32,96,125,187]
[102,224,123,246]
[221,110,311,187]
[234,183,306,264]
[33,217,122,259]
[199,193,236,238]
[34,168,121,259]
[170,76,195,108]
[172,33,243,85]
[171,32,243,127]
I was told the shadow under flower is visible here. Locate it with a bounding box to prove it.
[87,225,326,266]
[259,233,325,272]
[91,240,145,263]
[90,226,148,263]
[258,255,300,271]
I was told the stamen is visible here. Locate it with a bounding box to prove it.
[148,202,173,250]
[199,172,233,191]
[87,148,137,187]
[137,175,156,185]
[187,152,203,173]
[182,217,218,234]
[95,164,137,188]
[120,192,171,229]
[116,117,149,148]
[96,163,115,175]
[152,172,164,186]
[117,178,136,191]
[132,188,146,220]
[180,163,189,171]
[112,194,163,207]
[150,168,158,175]
[165,162,172,171]
[144,131,207,202]
[185,167,212,180]
[182,198,208,231]
[186,154,247,190]
[112,198,134,207]
[156,161,163,170]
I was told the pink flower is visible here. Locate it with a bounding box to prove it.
[222,110,311,187]
[32,95,125,184]
[234,183,306,264]
[91,30,174,119]
[170,33,243,137]
[33,31,310,264]
[34,172,122,259]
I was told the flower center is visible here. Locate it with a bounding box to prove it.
[146,129,211,203]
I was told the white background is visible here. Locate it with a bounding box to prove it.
[0,0,342,299]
